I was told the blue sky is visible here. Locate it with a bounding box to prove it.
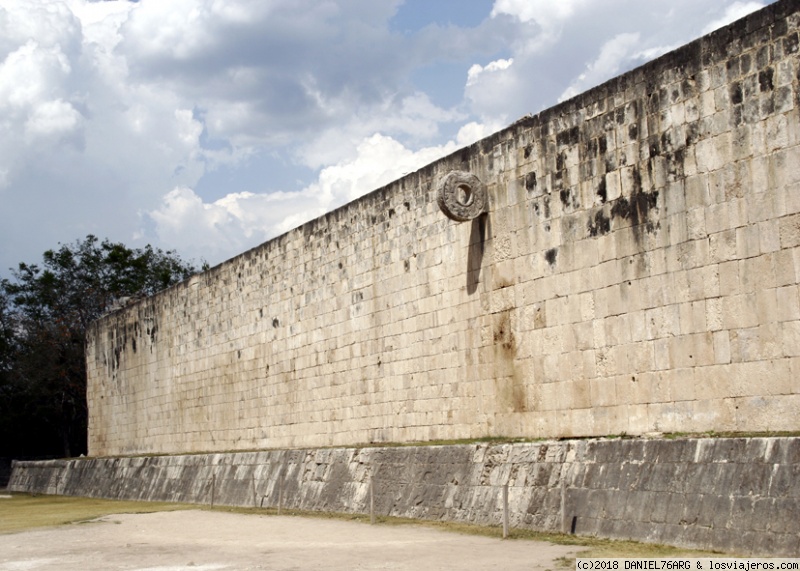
[0,0,773,273]
[391,0,494,32]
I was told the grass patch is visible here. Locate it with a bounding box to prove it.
[0,492,190,534]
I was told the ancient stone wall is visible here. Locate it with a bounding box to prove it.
[9,437,800,556]
[87,0,800,457]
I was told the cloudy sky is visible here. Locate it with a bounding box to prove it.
[0,0,773,273]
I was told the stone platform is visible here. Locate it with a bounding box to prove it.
[9,437,800,556]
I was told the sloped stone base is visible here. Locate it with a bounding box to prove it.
[9,437,800,556]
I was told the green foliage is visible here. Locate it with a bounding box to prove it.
[0,235,198,459]
[0,288,15,373]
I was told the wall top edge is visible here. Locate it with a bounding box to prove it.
[17,435,800,465]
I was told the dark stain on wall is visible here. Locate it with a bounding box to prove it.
[560,188,577,210]
[557,126,580,147]
[525,171,537,192]
[596,178,607,203]
[599,166,661,246]
[759,67,774,91]
[610,190,659,232]
[492,309,525,413]
[588,209,611,237]
[493,310,514,353]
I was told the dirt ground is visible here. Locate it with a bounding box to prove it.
[0,509,580,571]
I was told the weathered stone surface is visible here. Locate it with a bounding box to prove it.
[437,171,488,222]
[83,0,800,458]
[10,437,800,556]
[28,0,797,559]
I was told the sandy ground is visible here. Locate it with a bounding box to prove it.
[0,509,579,571]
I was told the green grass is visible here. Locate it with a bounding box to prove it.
[0,492,190,534]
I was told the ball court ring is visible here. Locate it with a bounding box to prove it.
[436,171,487,222]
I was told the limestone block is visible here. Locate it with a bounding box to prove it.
[766,114,791,152]
[779,212,800,248]
[601,280,624,317]
[605,314,633,347]
[747,188,778,223]
[709,229,738,262]
[705,203,730,235]
[775,285,800,320]
[735,223,761,258]
[694,135,722,173]
[781,321,800,356]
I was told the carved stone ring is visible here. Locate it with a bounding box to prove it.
[436,171,487,222]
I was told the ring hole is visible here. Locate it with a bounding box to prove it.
[456,184,474,206]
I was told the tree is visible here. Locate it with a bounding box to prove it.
[0,235,198,458]
[0,288,19,458]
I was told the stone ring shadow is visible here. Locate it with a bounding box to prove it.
[466,213,488,295]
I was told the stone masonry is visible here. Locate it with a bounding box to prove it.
[9,437,800,556]
[86,1,800,457]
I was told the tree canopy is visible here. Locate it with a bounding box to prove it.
[0,235,198,459]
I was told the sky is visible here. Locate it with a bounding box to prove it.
[0,0,774,274]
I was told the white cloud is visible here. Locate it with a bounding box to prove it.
[144,133,427,260]
[0,0,780,273]
[144,124,503,263]
[453,121,504,146]
[558,33,642,103]
[702,2,765,34]
[24,99,82,139]
[490,0,591,54]
[467,58,513,87]
[491,0,587,26]
[0,7,87,203]
[3,0,433,269]
[467,0,774,126]
[633,44,681,63]
[0,41,72,109]
[146,187,249,255]
[174,109,203,146]
[295,91,465,170]
[118,0,214,61]
[0,0,81,58]
[114,0,412,150]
